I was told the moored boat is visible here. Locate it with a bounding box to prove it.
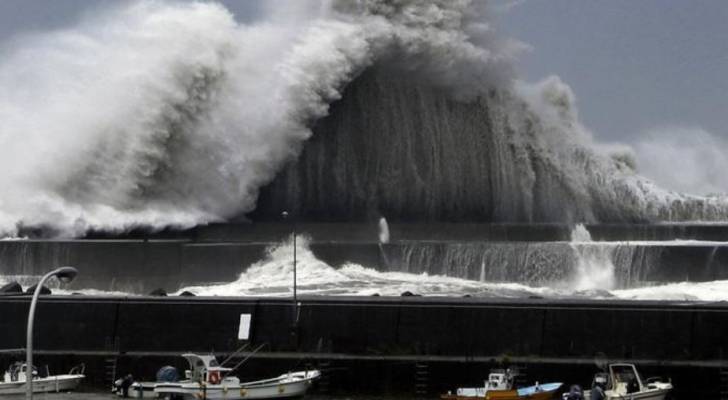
[442,369,562,400]
[116,353,320,399]
[563,364,672,400]
[0,362,85,395]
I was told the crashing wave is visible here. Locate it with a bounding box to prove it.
[0,0,725,236]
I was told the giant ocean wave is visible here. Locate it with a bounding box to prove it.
[0,0,726,237]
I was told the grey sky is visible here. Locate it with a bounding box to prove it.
[495,0,728,144]
[0,0,726,179]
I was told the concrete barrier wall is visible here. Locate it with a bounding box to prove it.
[80,222,728,242]
[1,296,727,365]
[3,240,728,293]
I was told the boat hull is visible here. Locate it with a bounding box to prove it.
[584,388,670,400]
[0,375,84,395]
[443,392,555,400]
[442,382,562,400]
[155,381,312,400]
[440,390,554,400]
[153,371,320,400]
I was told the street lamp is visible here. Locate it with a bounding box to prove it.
[281,211,297,324]
[26,266,78,399]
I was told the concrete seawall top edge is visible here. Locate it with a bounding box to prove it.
[1,294,728,311]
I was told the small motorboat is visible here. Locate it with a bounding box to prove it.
[442,368,562,400]
[0,361,85,395]
[116,353,320,399]
[562,364,672,400]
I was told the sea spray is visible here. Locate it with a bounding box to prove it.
[173,234,728,301]
[177,235,555,298]
[378,217,390,244]
[568,224,616,291]
[0,1,516,236]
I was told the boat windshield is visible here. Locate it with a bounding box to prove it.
[611,365,642,389]
[209,359,219,367]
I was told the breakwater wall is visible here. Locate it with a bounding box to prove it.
[79,222,728,242]
[2,239,728,293]
[0,295,726,397]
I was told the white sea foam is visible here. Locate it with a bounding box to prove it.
[611,280,728,302]
[172,235,728,302]
[177,235,558,298]
[569,224,616,291]
[5,236,728,301]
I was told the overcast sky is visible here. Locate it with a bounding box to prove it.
[0,0,726,193]
[495,0,728,144]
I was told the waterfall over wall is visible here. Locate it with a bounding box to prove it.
[253,69,585,222]
[252,68,728,223]
[383,240,667,289]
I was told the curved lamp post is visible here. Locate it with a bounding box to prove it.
[26,266,78,399]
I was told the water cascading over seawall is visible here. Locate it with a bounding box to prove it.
[251,67,728,223]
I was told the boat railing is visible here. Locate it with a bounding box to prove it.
[239,371,316,388]
[68,363,85,375]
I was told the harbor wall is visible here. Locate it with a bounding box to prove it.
[2,296,728,362]
[3,238,728,293]
[79,222,728,242]
[0,296,726,397]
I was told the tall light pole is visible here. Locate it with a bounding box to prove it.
[281,211,297,325]
[26,266,78,400]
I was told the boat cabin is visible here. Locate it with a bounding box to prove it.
[181,354,232,384]
[486,369,515,390]
[606,364,644,395]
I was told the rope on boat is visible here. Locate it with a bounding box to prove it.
[219,343,250,367]
[223,343,268,377]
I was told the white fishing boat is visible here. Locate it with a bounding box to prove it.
[563,364,672,400]
[441,368,562,400]
[0,362,85,395]
[118,353,320,399]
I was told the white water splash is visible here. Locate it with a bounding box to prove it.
[0,0,520,237]
[378,217,390,244]
[178,236,556,298]
[569,224,616,291]
[612,280,728,302]
[4,235,728,302]
[0,1,725,237]
[172,237,728,302]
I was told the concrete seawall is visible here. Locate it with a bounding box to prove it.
[0,295,726,397]
[2,239,728,293]
[2,296,728,363]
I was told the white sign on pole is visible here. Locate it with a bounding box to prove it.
[238,313,252,340]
